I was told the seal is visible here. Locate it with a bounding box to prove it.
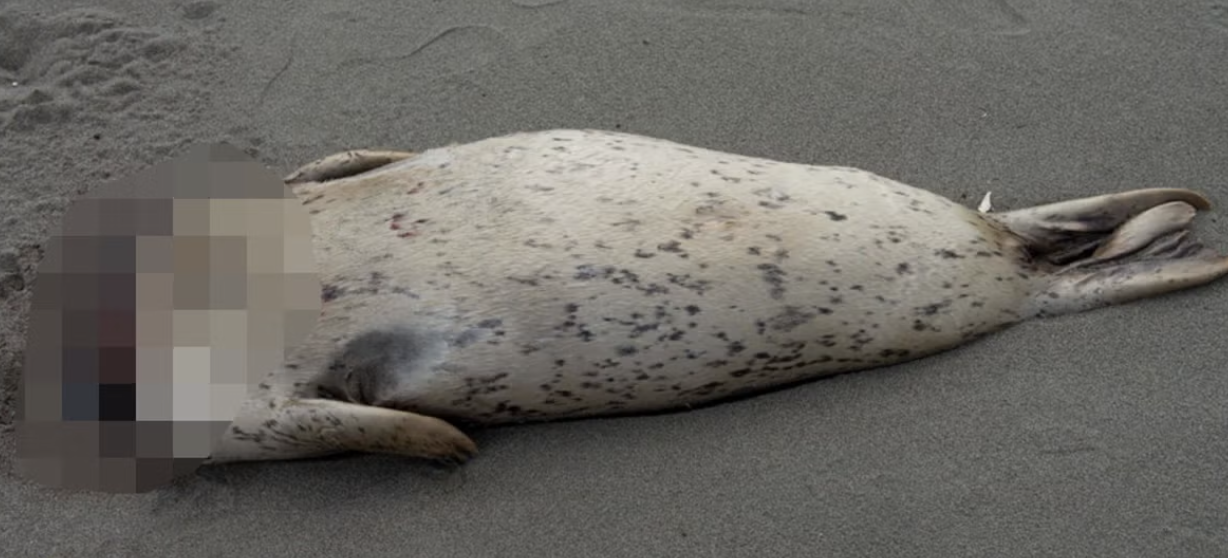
[204,129,1228,466]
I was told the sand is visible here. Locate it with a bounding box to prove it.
[3,0,1228,556]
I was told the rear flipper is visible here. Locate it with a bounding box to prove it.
[991,188,1228,317]
[993,188,1211,257]
[283,149,418,184]
[1030,251,1228,317]
[204,397,477,465]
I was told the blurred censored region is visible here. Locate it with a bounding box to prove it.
[15,144,321,493]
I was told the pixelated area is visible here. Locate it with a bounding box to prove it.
[15,143,321,493]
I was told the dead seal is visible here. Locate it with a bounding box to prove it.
[206,129,1228,465]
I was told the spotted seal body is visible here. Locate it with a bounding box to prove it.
[206,129,1228,465]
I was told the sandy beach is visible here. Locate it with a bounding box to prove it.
[3,1,1228,556]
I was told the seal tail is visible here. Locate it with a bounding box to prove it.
[991,188,1228,317]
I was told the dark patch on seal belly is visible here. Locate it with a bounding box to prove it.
[317,326,436,406]
[823,211,848,221]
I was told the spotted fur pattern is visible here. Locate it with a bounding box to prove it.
[208,129,1228,464]
[272,130,1032,423]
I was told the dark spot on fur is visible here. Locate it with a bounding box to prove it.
[321,284,345,302]
[574,264,615,280]
[916,300,953,316]
[757,263,787,299]
[767,306,815,332]
[667,273,711,295]
[824,211,848,221]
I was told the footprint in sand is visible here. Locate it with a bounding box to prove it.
[0,7,212,134]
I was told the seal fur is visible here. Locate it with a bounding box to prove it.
[205,129,1228,465]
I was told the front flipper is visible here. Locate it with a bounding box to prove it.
[205,397,477,465]
[992,188,1228,317]
[283,150,418,184]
